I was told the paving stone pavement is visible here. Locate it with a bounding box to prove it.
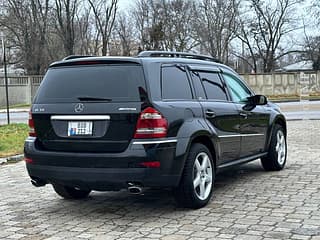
[1,120,320,240]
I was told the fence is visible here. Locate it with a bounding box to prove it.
[0,76,42,107]
[241,72,320,96]
[1,72,320,107]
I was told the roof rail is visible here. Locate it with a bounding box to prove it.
[63,55,95,61]
[137,51,221,63]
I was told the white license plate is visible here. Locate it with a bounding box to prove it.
[68,121,93,136]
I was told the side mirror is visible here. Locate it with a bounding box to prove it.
[251,95,268,105]
[243,95,268,111]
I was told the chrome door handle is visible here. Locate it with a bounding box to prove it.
[205,110,216,118]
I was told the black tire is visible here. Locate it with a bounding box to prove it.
[261,124,287,171]
[52,183,91,199]
[174,143,215,209]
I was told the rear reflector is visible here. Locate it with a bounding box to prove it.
[134,107,168,139]
[139,161,160,168]
[25,158,33,164]
[28,111,36,137]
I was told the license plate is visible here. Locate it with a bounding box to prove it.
[68,121,93,136]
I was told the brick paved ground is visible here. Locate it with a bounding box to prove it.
[0,120,320,240]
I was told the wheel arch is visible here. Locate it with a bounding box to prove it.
[266,114,287,150]
[274,115,287,136]
[175,130,219,177]
[190,134,218,170]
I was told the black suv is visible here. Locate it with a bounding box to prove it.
[24,51,287,209]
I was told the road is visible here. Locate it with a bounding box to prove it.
[1,101,320,125]
[1,120,320,239]
[0,112,28,125]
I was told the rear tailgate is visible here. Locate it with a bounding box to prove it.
[32,63,147,153]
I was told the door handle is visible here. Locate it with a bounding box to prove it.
[205,109,216,118]
[240,112,248,119]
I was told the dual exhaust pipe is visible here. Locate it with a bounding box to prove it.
[31,179,144,195]
[31,178,46,187]
[127,182,144,194]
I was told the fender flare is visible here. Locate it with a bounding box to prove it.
[266,114,287,151]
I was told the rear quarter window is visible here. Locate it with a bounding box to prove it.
[161,66,193,100]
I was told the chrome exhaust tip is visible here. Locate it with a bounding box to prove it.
[127,182,143,194]
[31,178,46,187]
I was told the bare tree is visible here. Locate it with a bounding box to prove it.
[132,0,198,52]
[132,0,150,51]
[236,0,301,73]
[115,12,136,55]
[54,0,78,55]
[75,6,91,55]
[132,0,165,51]
[194,0,240,63]
[30,0,50,72]
[0,0,51,74]
[303,35,320,70]
[88,0,118,56]
[311,0,320,24]
[161,0,198,51]
[306,0,320,69]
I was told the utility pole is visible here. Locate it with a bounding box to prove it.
[241,41,245,74]
[2,35,10,124]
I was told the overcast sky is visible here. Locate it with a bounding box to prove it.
[118,0,134,11]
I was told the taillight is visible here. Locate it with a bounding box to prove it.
[28,111,36,137]
[134,107,168,139]
[24,157,33,164]
[139,161,161,168]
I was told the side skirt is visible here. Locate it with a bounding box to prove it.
[216,152,268,172]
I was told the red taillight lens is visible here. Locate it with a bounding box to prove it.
[139,161,161,168]
[25,158,33,164]
[134,107,168,139]
[28,111,36,137]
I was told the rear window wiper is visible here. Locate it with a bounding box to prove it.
[77,96,112,101]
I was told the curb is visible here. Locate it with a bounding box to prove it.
[0,109,29,113]
[0,154,24,165]
[271,99,320,103]
[286,118,320,121]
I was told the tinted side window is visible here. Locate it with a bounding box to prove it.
[161,66,192,100]
[198,72,227,101]
[190,71,206,100]
[223,74,252,103]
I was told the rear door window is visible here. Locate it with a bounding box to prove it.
[35,64,146,103]
[197,72,228,101]
[161,66,193,100]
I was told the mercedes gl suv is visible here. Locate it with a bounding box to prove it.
[24,51,287,209]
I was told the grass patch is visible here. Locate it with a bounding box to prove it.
[0,123,28,158]
[267,94,320,102]
[0,103,31,110]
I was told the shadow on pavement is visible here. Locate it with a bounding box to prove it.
[43,161,267,217]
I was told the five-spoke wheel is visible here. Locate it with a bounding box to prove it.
[261,124,287,171]
[174,143,215,209]
[193,152,213,201]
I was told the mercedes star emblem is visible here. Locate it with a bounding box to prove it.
[74,103,84,113]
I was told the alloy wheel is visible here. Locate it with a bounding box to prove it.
[275,130,286,165]
[193,152,213,200]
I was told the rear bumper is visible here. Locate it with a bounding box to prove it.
[26,164,179,190]
[24,137,183,190]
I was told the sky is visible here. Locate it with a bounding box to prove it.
[118,0,134,11]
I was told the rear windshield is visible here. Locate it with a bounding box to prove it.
[34,64,146,103]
